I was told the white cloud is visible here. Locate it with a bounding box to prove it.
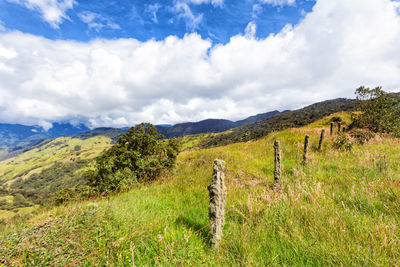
[260,0,296,7]
[78,11,120,32]
[0,21,5,32]
[189,0,223,7]
[0,0,400,127]
[174,2,203,31]
[244,21,257,38]
[252,4,263,19]
[173,0,223,31]
[6,0,75,28]
[38,120,53,131]
[146,4,161,23]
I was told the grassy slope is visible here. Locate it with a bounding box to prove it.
[0,136,112,219]
[0,136,112,184]
[1,112,400,266]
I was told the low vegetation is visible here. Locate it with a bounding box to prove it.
[86,123,180,194]
[351,86,400,136]
[200,98,358,148]
[1,110,399,265]
[0,89,399,265]
[0,136,112,213]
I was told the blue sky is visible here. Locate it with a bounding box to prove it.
[0,0,315,43]
[0,0,400,128]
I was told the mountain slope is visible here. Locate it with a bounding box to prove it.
[0,135,113,216]
[1,112,399,265]
[0,123,90,161]
[156,110,282,138]
[201,98,357,147]
[0,135,112,183]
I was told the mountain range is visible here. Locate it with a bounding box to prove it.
[0,110,286,156]
[155,110,284,138]
[0,122,90,149]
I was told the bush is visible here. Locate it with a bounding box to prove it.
[88,123,180,194]
[351,86,400,136]
[333,134,353,151]
[330,116,342,123]
[350,130,374,145]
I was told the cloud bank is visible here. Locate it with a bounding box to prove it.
[0,0,400,128]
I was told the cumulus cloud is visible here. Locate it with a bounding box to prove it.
[260,0,296,7]
[78,11,120,32]
[6,0,75,28]
[0,0,400,128]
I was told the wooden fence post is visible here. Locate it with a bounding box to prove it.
[208,159,227,249]
[318,129,325,152]
[303,135,309,163]
[330,122,334,136]
[274,141,281,183]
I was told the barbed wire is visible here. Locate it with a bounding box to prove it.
[65,196,213,266]
[0,175,207,244]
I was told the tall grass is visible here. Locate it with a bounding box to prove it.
[1,113,400,266]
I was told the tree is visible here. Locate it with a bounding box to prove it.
[88,123,180,193]
[352,86,400,136]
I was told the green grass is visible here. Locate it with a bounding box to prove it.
[1,113,400,266]
[177,132,222,151]
[0,136,112,184]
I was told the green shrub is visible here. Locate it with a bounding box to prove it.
[351,86,400,136]
[333,134,353,151]
[88,123,180,194]
[350,129,374,145]
[330,116,342,123]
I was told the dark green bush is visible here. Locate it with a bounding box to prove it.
[333,134,353,151]
[330,116,342,123]
[351,86,400,136]
[350,129,374,145]
[88,123,180,194]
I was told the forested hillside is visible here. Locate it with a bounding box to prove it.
[156,110,282,138]
[201,98,358,147]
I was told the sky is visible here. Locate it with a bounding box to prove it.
[0,0,400,128]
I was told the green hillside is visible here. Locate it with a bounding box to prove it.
[1,112,399,266]
[0,136,111,183]
[0,136,112,217]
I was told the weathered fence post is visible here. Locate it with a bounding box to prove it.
[303,135,309,163]
[318,129,325,152]
[208,159,227,249]
[338,122,341,133]
[330,122,334,136]
[274,141,281,183]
